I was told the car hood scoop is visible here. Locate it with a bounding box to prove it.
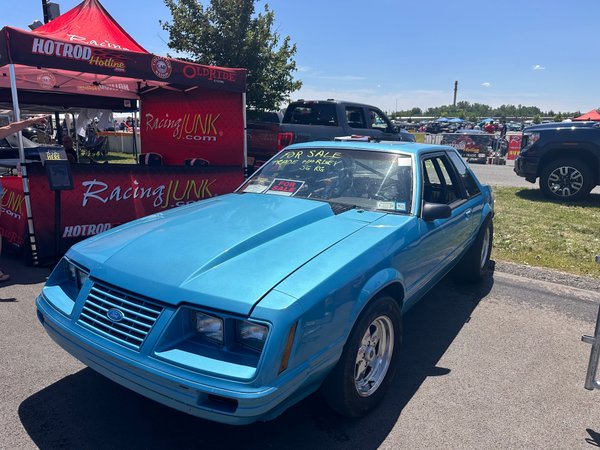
[71,193,382,315]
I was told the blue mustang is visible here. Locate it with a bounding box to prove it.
[36,141,494,424]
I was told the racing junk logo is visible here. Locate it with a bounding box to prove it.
[145,112,221,142]
[151,56,172,79]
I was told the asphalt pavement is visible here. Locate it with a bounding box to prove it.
[1,254,599,449]
[1,162,600,449]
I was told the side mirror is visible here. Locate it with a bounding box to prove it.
[391,125,399,134]
[421,202,451,221]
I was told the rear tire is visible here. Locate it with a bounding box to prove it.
[454,217,493,283]
[322,295,402,418]
[539,158,594,202]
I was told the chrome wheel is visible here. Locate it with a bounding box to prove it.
[480,225,491,270]
[354,315,394,397]
[547,165,584,198]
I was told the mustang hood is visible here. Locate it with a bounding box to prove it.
[70,194,384,315]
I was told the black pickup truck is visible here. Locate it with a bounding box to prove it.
[514,121,600,201]
[247,100,414,167]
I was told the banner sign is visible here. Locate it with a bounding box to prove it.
[507,134,522,160]
[0,164,244,263]
[0,176,27,247]
[440,133,494,158]
[2,27,246,93]
[140,88,245,166]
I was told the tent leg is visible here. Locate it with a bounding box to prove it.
[242,92,248,178]
[8,64,39,266]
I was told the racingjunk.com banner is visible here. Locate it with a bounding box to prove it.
[140,88,245,166]
[0,164,244,263]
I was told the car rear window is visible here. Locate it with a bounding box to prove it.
[283,103,338,126]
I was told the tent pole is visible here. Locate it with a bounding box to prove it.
[242,92,247,177]
[8,64,39,265]
[131,110,138,162]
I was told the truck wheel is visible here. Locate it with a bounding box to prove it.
[453,216,493,283]
[322,295,401,418]
[539,158,594,201]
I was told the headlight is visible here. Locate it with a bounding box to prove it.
[65,260,89,290]
[193,312,224,345]
[235,320,269,352]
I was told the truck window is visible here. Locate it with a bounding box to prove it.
[346,107,366,129]
[368,109,391,132]
[285,104,338,126]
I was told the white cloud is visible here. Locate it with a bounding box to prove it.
[481,82,491,88]
[532,64,546,71]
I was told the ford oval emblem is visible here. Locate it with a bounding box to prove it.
[106,308,125,322]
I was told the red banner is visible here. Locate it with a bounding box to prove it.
[507,135,522,160]
[0,176,27,247]
[0,164,244,263]
[140,88,245,166]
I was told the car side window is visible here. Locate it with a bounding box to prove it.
[422,155,461,205]
[345,107,366,129]
[368,109,391,132]
[447,151,481,198]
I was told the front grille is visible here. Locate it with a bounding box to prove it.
[78,281,164,350]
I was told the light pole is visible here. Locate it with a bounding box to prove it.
[42,0,50,24]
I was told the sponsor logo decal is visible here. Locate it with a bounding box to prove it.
[151,56,172,79]
[62,223,112,238]
[32,37,92,60]
[145,112,222,142]
[81,178,216,209]
[182,65,236,84]
[65,34,130,51]
[36,71,56,89]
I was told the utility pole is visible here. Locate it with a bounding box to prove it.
[453,80,458,107]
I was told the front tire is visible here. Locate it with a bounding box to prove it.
[322,295,402,418]
[539,158,594,201]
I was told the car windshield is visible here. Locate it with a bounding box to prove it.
[239,148,414,214]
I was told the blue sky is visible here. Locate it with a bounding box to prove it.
[4,0,599,113]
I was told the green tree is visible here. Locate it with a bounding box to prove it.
[161,0,301,111]
[533,114,542,124]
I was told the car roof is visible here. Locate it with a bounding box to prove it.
[284,140,455,157]
[525,121,600,131]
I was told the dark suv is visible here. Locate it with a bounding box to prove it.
[514,122,600,201]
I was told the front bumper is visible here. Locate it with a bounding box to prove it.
[514,155,540,182]
[36,294,326,425]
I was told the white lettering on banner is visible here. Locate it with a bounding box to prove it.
[145,112,221,142]
[63,223,112,238]
[32,37,92,61]
[66,34,130,51]
[81,179,166,208]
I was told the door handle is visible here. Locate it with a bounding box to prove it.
[465,209,472,219]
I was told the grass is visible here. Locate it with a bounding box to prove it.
[79,151,136,164]
[492,187,600,279]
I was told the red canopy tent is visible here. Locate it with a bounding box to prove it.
[0,0,248,264]
[573,109,600,121]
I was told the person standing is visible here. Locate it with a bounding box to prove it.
[62,135,78,163]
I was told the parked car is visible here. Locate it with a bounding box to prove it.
[0,133,60,162]
[514,121,600,201]
[36,141,494,425]
[247,100,415,168]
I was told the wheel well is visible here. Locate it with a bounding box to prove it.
[376,282,404,309]
[539,148,600,182]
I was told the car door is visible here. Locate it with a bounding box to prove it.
[403,151,476,303]
[346,107,398,141]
